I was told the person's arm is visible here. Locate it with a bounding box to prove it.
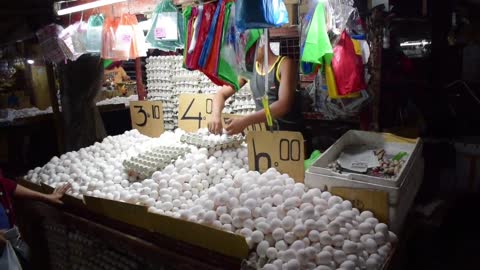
[208,79,247,134]
[226,58,297,134]
[14,183,71,204]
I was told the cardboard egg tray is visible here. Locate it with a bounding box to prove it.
[123,145,191,179]
[180,133,244,151]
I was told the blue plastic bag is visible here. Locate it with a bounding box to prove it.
[235,0,289,31]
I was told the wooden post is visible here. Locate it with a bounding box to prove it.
[367,7,385,131]
[46,63,65,154]
[135,58,146,100]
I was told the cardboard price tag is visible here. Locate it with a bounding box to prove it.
[330,187,389,224]
[246,131,305,182]
[129,101,164,137]
[178,93,214,132]
[222,114,267,134]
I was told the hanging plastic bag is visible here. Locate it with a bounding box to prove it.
[58,24,82,61]
[0,241,23,270]
[301,3,333,66]
[71,20,88,55]
[328,0,355,35]
[300,3,317,75]
[146,0,184,52]
[86,14,104,53]
[130,15,147,58]
[199,0,223,69]
[230,29,262,80]
[331,31,366,96]
[102,17,118,60]
[235,0,289,31]
[36,24,66,63]
[113,14,134,60]
[185,3,216,70]
[214,0,240,90]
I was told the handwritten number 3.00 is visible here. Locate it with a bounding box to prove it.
[134,105,147,127]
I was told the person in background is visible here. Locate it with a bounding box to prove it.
[208,32,305,135]
[104,61,130,85]
[0,169,71,268]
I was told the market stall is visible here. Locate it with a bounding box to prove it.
[21,128,402,269]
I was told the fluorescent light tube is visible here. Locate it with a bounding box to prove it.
[56,0,127,16]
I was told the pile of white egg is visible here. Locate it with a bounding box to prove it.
[96,94,138,107]
[25,129,396,270]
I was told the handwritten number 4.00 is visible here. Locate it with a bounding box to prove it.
[134,105,147,127]
[181,98,213,129]
[181,98,203,128]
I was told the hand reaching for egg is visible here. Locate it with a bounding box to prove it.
[208,117,224,135]
[225,117,247,135]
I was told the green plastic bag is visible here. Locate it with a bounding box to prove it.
[301,3,333,65]
[86,14,104,53]
[304,150,322,170]
[146,0,184,52]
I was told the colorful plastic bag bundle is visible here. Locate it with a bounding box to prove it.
[146,0,184,52]
[235,0,289,31]
[184,3,216,70]
[36,24,67,63]
[86,14,104,53]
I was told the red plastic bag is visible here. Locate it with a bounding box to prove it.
[331,31,366,96]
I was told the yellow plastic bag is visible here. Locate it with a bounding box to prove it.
[325,64,360,99]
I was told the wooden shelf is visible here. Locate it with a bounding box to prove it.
[269,26,300,39]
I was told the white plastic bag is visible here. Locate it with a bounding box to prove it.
[0,242,23,270]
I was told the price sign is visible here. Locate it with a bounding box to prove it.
[246,131,305,182]
[129,100,164,137]
[178,93,214,132]
[222,113,267,134]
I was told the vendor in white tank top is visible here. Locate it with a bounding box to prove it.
[208,34,303,135]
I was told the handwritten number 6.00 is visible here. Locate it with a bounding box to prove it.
[134,105,147,127]
[279,139,301,161]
